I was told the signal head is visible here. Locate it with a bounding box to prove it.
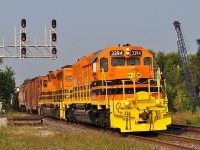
[21,19,26,28]
[21,47,26,54]
[52,47,57,55]
[52,33,57,42]
[52,19,56,28]
[21,32,26,41]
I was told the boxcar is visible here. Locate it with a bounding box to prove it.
[26,76,43,113]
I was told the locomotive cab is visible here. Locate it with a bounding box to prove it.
[91,45,155,99]
[91,45,170,132]
[100,46,153,78]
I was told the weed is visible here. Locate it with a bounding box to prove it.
[0,125,158,150]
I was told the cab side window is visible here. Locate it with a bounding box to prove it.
[144,57,152,70]
[100,58,108,72]
[57,72,63,80]
[43,80,48,87]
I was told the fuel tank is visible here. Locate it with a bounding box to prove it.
[74,109,96,124]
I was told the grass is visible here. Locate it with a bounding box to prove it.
[0,125,159,150]
[0,110,158,149]
[172,109,200,126]
[0,109,25,118]
[6,108,200,149]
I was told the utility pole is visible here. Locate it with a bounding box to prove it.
[0,19,57,59]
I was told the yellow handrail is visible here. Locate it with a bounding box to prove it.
[122,80,134,100]
[157,68,161,99]
[101,68,106,91]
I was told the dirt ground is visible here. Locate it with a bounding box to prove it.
[0,118,7,126]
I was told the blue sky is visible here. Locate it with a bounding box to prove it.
[1,0,200,86]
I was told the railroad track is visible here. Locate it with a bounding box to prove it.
[168,124,200,134]
[127,134,198,150]
[7,115,43,125]
[43,117,199,150]
[155,132,200,149]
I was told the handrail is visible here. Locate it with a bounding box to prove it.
[149,68,167,100]
[157,68,161,99]
[101,68,112,105]
[122,80,134,100]
[101,68,106,91]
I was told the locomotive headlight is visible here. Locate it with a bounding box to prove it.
[155,99,161,106]
[126,48,130,56]
[125,101,131,108]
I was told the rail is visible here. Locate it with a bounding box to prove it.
[168,124,200,134]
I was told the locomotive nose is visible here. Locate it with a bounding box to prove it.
[110,66,150,80]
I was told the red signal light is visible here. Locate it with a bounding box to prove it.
[52,33,57,42]
[21,47,26,54]
[21,19,26,28]
[52,47,57,54]
[52,19,56,28]
[21,33,26,41]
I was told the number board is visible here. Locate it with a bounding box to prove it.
[110,50,124,56]
[131,50,142,56]
[66,76,72,81]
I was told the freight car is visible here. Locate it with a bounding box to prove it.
[37,44,171,132]
[26,76,43,113]
[18,76,43,113]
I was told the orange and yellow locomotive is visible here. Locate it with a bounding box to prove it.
[37,44,171,132]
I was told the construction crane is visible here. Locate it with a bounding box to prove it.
[173,21,196,98]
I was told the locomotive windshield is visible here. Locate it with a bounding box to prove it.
[127,57,140,65]
[111,58,125,66]
[111,57,141,66]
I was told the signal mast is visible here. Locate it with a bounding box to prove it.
[173,21,196,98]
[0,19,57,59]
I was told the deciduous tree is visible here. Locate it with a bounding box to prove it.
[0,66,16,104]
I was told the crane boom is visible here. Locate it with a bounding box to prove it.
[173,21,196,98]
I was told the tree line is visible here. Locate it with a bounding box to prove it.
[149,39,200,112]
[0,58,16,108]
